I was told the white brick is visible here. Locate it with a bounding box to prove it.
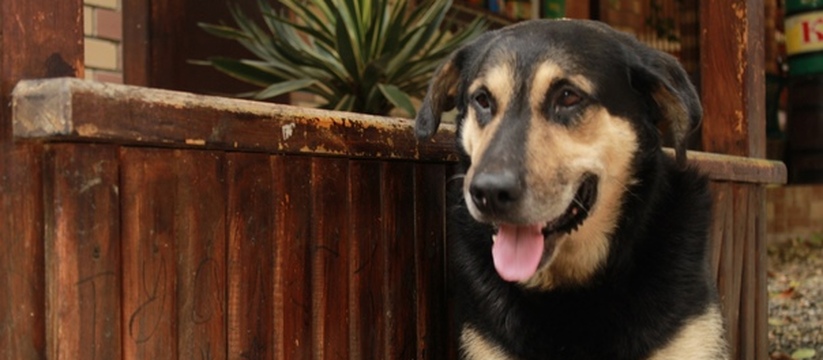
[84,38,118,70]
[84,6,93,35]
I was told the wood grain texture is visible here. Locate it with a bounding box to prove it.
[121,148,228,359]
[11,78,456,162]
[0,144,46,359]
[273,156,312,360]
[348,161,385,360]
[381,162,417,359]
[121,148,179,359]
[700,0,765,157]
[43,144,121,360]
[414,163,448,359]
[1,0,82,354]
[227,153,276,359]
[310,158,350,360]
[173,150,227,359]
[0,0,83,142]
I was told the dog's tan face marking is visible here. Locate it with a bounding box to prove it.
[461,59,517,218]
[460,59,640,290]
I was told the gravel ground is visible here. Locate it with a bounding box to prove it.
[769,235,823,360]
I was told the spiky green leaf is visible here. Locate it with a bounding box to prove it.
[378,83,416,118]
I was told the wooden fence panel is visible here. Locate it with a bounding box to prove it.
[227,153,276,359]
[413,163,448,359]
[348,160,385,360]
[381,162,418,360]
[121,148,179,359]
[273,156,312,360]
[121,148,227,359]
[173,151,227,359]
[43,144,121,359]
[310,157,351,359]
[0,144,46,360]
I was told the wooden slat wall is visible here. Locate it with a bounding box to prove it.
[44,146,450,359]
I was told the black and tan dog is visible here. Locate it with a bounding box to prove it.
[415,19,728,359]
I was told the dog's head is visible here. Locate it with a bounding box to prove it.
[416,20,701,289]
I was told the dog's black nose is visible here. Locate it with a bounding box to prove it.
[469,170,522,214]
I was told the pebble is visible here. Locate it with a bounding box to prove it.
[769,238,823,359]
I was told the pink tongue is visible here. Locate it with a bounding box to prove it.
[492,224,545,282]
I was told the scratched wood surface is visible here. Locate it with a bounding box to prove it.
[708,182,768,360]
[43,144,121,359]
[0,0,83,358]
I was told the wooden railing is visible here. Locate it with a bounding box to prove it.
[4,78,785,359]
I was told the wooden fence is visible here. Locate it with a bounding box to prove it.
[3,78,785,359]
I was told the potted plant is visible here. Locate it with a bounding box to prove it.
[197,0,485,117]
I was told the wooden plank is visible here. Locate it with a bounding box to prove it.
[121,148,179,359]
[0,144,46,359]
[310,158,350,359]
[43,144,120,359]
[727,184,749,360]
[754,187,769,358]
[273,156,312,360]
[11,78,456,162]
[711,182,736,351]
[122,148,228,359]
[664,148,785,184]
[708,182,729,281]
[122,0,150,87]
[226,153,276,359]
[738,185,756,360]
[173,151,227,359]
[348,161,385,360]
[414,163,447,359]
[700,0,765,157]
[381,162,417,359]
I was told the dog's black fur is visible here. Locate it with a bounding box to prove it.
[416,20,726,359]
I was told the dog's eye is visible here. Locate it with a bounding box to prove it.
[557,89,582,108]
[473,91,492,111]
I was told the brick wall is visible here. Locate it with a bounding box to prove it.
[767,185,823,242]
[84,0,122,84]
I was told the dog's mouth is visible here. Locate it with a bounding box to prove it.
[491,174,599,282]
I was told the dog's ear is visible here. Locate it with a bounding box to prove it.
[415,52,463,140]
[631,50,702,168]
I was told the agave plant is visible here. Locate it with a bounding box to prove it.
[198,0,485,117]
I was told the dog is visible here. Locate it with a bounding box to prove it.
[415,19,728,359]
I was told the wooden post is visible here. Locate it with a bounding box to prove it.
[0,0,83,358]
[700,1,768,359]
[700,0,766,158]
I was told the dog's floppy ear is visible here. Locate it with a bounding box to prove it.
[415,51,463,140]
[632,50,702,168]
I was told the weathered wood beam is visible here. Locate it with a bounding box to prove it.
[12,78,457,162]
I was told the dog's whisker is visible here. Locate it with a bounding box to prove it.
[571,197,590,214]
